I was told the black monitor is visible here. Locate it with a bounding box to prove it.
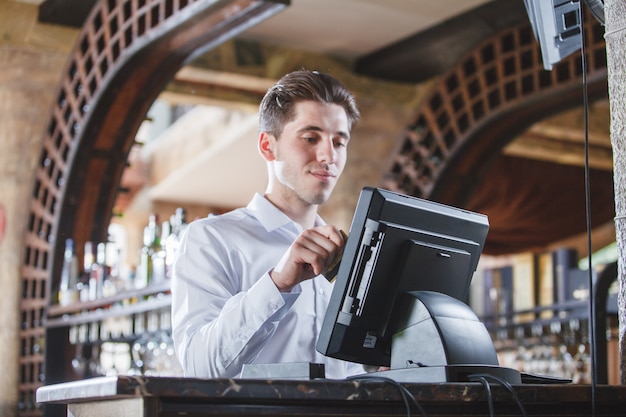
[317,187,500,379]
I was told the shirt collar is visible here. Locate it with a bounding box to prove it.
[247,193,325,232]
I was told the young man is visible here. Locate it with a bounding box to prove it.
[171,70,364,379]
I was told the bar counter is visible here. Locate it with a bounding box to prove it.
[36,375,626,417]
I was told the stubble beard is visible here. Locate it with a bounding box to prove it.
[285,179,333,208]
[279,176,335,210]
[274,159,339,208]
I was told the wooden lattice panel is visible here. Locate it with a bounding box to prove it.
[19,1,288,415]
[382,11,608,205]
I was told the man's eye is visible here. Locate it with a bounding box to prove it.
[334,139,347,148]
[303,137,317,143]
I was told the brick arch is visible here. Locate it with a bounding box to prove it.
[17,0,286,413]
[382,15,608,205]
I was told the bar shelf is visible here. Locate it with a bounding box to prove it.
[45,281,171,329]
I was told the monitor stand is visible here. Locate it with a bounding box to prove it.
[369,364,522,384]
[389,291,501,364]
[373,291,522,384]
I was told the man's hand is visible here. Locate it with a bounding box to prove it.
[270,225,345,291]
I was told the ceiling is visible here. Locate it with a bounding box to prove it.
[38,0,491,53]
[38,0,528,82]
[240,0,490,62]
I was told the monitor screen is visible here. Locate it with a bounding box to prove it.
[316,187,489,367]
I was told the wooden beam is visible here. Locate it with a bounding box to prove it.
[174,67,275,93]
[160,67,276,111]
[354,0,529,83]
[503,124,614,170]
[527,122,612,147]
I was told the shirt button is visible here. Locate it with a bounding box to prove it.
[318,289,325,295]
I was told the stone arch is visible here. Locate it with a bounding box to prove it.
[381,12,612,255]
[17,0,286,412]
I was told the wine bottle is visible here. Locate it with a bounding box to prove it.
[58,239,79,306]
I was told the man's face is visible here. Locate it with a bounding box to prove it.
[270,100,350,206]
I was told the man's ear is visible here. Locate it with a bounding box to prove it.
[258,131,276,161]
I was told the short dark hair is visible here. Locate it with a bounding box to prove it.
[259,70,360,137]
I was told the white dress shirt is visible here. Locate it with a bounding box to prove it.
[171,193,364,379]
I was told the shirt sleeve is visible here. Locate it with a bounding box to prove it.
[170,220,300,378]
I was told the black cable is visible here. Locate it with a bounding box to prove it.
[577,4,597,417]
[346,375,430,417]
[471,375,495,417]
[469,373,529,417]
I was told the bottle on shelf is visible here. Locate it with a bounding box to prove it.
[105,239,125,293]
[88,242,109,300]
[173,207,188,235]
[99,242,116,298]
[136,228,151,289]
[165,208,187,278]
[136,214,159,289]
[151,219,168,284]
[133,209,188,287]
[79,241,94,302]
[58,238,79,306]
